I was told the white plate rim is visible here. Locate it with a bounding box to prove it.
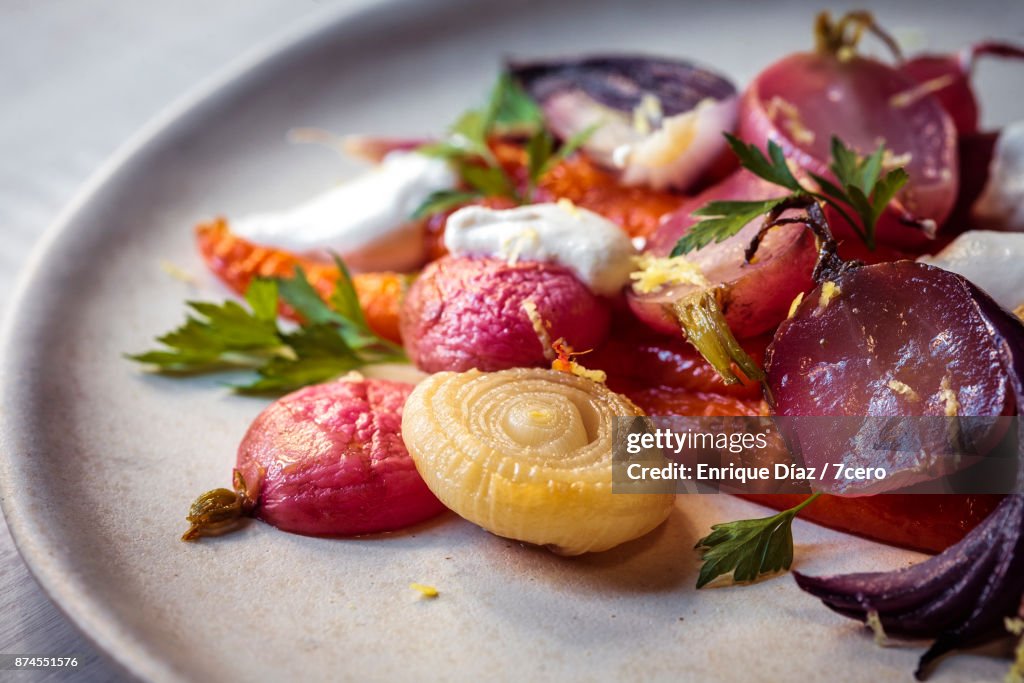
[0,2,425,680]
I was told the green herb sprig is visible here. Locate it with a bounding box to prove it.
[671,134,909,256]
[695,493,821,588]
[413,73,596,218]
[128,257,407,394]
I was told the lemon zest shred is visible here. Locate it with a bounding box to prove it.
[499,228,539,265]
[817,281,841,310]
[632,93,663,134]
[865,610,889,647]
[766,96,815,145]
[410,583,439,599]
[551,338,607,384]
[889,74,957,109]
[887,379,920,402]
[557,197,581,218]
[787,292,805,319]
[630,254,709,294]
[522,300,555,361]
[939,375,961,417]
[159,260,197,284]
[1006,618,1024,683]
[1014,303,1024,321]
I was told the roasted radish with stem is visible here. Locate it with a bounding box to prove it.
[738,11,958,248]
[182,376,447,540]
[401,367,675,555]
[629,170,816,341]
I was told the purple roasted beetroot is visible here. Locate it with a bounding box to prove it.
[400,256,610,373]
[229,377,446,536]
[768,259,1014,495]
[742,198,1024,677]
[792,295,1024,678]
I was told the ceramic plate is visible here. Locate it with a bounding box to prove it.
[3,0,1023,680]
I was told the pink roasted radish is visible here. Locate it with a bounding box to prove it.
[628,170,817,339]
[901,42,1024,135]
[182,377,447,539]
[738,12,958,248]
[400,256,610,373]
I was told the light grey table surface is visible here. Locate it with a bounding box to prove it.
[0,3,350,680]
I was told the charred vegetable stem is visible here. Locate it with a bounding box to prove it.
[181,470,255,541]
[672,289,765,386]
[745,196,854,283]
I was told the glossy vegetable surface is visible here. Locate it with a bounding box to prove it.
[235,377,447,535]
[630,170,817,338]
[400,256,609,373]
[402,367,675,554]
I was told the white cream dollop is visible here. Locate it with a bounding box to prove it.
[232,151,456,272]
[972,121,1024,231]
[443,202,636,296]
[918,230,1024,311]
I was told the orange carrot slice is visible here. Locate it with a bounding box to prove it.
[195,219,408,343]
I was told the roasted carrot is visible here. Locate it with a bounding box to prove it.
[195,219,408,343]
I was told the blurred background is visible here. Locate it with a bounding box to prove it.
[0,3,347,680]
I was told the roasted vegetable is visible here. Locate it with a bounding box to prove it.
[402,367,675,554]
[400,256,609,373]
[512,55,737,191]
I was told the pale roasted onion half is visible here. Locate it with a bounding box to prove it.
[402,367,676,555]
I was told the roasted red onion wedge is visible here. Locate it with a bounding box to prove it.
[511,55,737,191]
[738,12,958,248]
[901,42,1024,135]
[628,170,817,339]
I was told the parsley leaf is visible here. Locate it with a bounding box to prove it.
[724,134,802,192]
[128,262,407,393]
[671,199,785,256]
[695,493,820,588]
[411,190,483,220]
[674,134,911,255]
[487,71,544,136]
[234,323,363,395]
[412,72,597,219]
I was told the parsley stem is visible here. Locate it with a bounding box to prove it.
[808,192,870,247]
[790,491,823,515]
